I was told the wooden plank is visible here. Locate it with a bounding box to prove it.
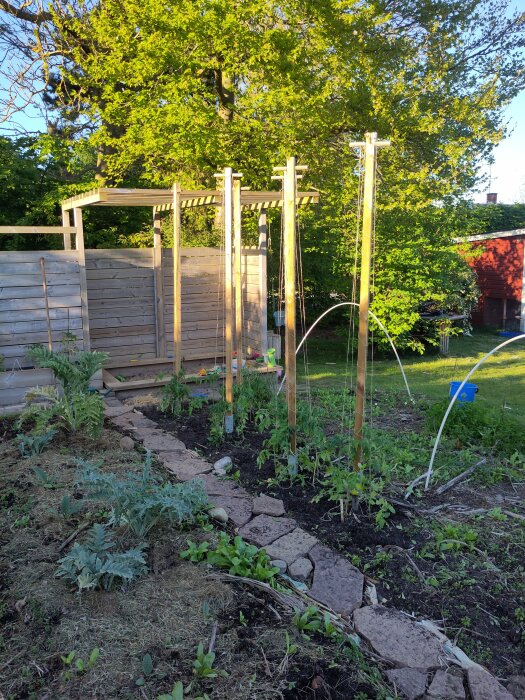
[87,287,154,301]
[91,324,156,339]
[0,260,79,274]
[0,307,82,324]
[74,207,90,351]
[90,315,154,329]
[0,367,55,389]
[91,334,156,349]
[0,226,76,234]
[0,273,82,288]
[0,251,78,264]
[0,329,83,347]
[0,296,82,312]
[0,284,81,300]
[0,318,82,335]
[86,277,154,290]
[86,268,153,280]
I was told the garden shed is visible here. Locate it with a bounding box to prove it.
[459,228,525,331]
[0,184,319,408]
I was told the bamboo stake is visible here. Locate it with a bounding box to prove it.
[153,209,166,358]
[173,184,182,373]
[233,177,243,384]
[352,132,389,470]
[39,257,53,350]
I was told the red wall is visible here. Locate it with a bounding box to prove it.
[467,236,524,327]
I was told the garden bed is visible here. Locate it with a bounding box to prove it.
[0,417,386,700]
[142,398,525,681]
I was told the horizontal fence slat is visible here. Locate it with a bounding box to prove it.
[0,284,81,301]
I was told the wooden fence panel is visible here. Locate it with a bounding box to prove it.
[0,250,84,370]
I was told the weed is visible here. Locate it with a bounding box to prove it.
[58,495,84,520]
[136,653,154,686]
[56,523,147,592]
[61,647,100,680]
[32,466,59,489]
[292,606,323,639]
[157,681,210,700]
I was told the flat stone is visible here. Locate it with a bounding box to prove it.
[427,670,465,700]
[213,456,232,475]
[238,514,296,547]
[264,527,318,566]
[104,405,134,418]
[209,495,253,527]
[252,494,285,517]
[467,668,516,700]
[109,413,135,429]
[386,668,428,700]
[119,436,135,451]
[209,507,228,523]
[158,452,211,477]
[270,559,287,574]
[199,473,250,499]
[353,606,444,670]
[308,543,363,615]
[127,412,159,429]
[136,428,186,452]
[288,557,313,582]
[507,676,525,699]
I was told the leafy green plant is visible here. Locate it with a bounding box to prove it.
[58,494,84,520]
[292,606,323,639]
[32,466,59,489]
[17,429,57,457]
[26,344,107,394]
[76,455,209,537]
[136,653,154,686]
[56,523,147,591]
[181,533,279,584]
[160,371,206,417]
[193,642,227,679]
[61,647,100,680]
[19,385,105,439]
[432,522,479,552]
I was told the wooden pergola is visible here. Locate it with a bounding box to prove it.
[60,184,319,417]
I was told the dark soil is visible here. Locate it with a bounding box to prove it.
[143,404,525,681]
[0,418,380,700]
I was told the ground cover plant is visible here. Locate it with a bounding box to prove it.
[0,415,396,699]
[145,331,525,681]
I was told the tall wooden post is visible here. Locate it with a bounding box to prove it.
[352,132,390,470]
[223,168,234,433]
[61,208,72,250]
[153,209,166,358]
[172,183,182,373]
[73,207,91,351]
[233,177,243,384]
[258,209,268,356]
[283,158,298,463]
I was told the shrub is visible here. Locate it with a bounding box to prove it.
[19,386,105,438]
[26,344,107,394]
[76,454,209,537]
[56,523,147,592]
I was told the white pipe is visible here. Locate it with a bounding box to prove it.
[422,333,525,490]
[276,301,412,401]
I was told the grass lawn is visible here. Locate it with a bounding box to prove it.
[298,329,525,425]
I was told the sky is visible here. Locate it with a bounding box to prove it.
[471,90,525,205]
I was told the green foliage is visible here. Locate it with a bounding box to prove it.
[193,642,227,679]
[17,429,57,457]
[160,371,188,415]
[432,522,479,553]
[58,494,84,520]
[32,466,59,489]
[157,681,210,700]
[26,345,107,395]
[61,647,100,680]
[19,386,105,439]
[76,454,209,537]
[425,399,525,458]
[181,533,280,585]
[56,523,148,592]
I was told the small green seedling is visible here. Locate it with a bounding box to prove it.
[193,642,227,679]
[157,681,211,700]
[136,653,154,686]
[61,647,99,680]
[180,540,210,563]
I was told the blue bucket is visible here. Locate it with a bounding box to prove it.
[274,310,285,327]
[449,381,478,403]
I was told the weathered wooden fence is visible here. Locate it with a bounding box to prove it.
[0,250,84,370]
[1,244,266,406]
